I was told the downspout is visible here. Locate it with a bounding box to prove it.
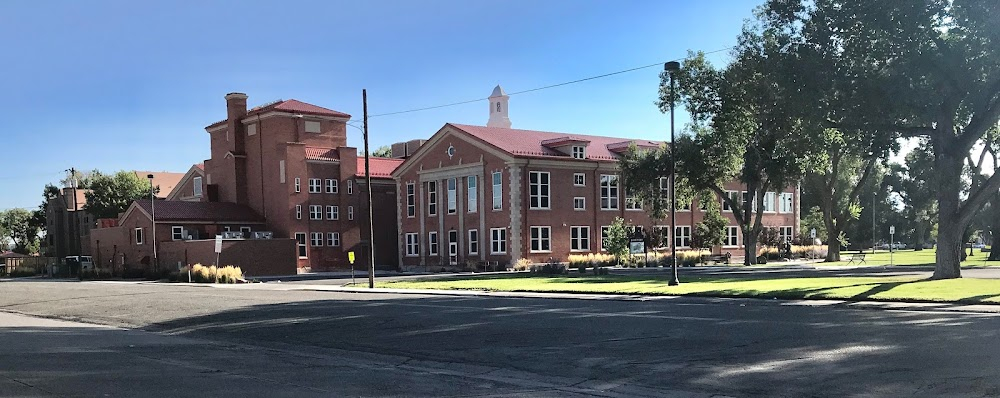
[523,160,530,262]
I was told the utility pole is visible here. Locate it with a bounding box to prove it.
[364,89,376,289]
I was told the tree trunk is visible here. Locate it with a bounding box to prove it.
[913,221,925,251]
[989,195,1000,261]
[934,153,964,279]
[744,229,758,266]
[826,239,842,262]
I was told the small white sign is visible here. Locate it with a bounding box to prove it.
[810,228,816,239]
[215,235,223,253]
[889,226,895,235]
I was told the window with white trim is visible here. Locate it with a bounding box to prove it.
[625,192,642,210]
[490,228,506,254]
[492,172,502,210]
[304,120,321,133]
[530,226,551,252]
[779,226,793,242]
[295,205,302,220]
[725,226,739,247]
[311,232,323,246]
[240,226,251,233]
[467,176,477,213]
[742,191,757,212]
[328,232,341,247]
[574,173,585,186]
[447,178,457,214]
[601,226,610,250]
[405,233,419,256]
[529,171,550,209]
[468,229,479,255]
[763,192,776,213]
[294,177,300,193]
[428,181,438,216]
[659,177,669,198]
[573,197,585,210]
[675,226,691,248]
[570,226,590,252]
[348,206,354,221]
[571,146,586,159]
[723,191,738,212]
[779,192,794,213]
[172,226,184,240]
[295,233,307,258]
[653,226,670,249]
[347,180,353,194]
[600,175,619,210]
[406,182,415,217]
[310,205,322,220]
[428,232,438,255]
[326,179,338,194]
[327,205,339,220]
[308,178,322,193]
[192,177,203,197]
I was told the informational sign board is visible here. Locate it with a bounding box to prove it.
[214,235,223,254]
[810,228,816,239]
[889,225,895,234]
[629,239,645,255]
[348,251,356,264]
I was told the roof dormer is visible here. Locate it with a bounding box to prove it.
[606,140,661,154]
[540,136,591,159]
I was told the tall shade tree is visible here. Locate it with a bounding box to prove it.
[0,208,41,254]
[764,0,1000,278]
[885,142,939,252]
[371,145,393,158]
[84,171,159,219]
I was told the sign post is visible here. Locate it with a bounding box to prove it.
[348,251,356,285]
[214,234,223,268]
[889,226,895,266]
[810,229,817,259]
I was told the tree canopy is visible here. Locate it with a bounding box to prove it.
[84,171,159,219]
[0,208,41,254]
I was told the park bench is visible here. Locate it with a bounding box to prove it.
[847,253,866,265]
[701,252,731,265]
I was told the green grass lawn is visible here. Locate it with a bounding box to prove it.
[376,273,1000,304]
[824,248,1000,267]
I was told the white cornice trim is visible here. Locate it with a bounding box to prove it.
[391,125,513,178]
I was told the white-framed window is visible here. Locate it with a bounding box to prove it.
[653,226,670,249]
[600,226,610,251]
[406,182,416,218]
[467,176,477,213]
[659,177,670,197]
[295,205,302,220]
[600,175,619,210]
[428,232,439,256]
[742,191,757,212]
[308,178,322,193]
[570,226,590,252]
[725,226,739,247]
[447,178,457,214]
[304,120,321,133]
[428,180,438,216]
[327,205,339,220]
[723,191,738,212]
[405,233,419,257]
[310,205,322,220]
[492,172,503,210]
[279,161,286,184]
[247,123,257,136]
[294,177,301,193]
[573,197,586,210]
[295,233,307,258]
[779,192,794,213]
[571,146,586,159]
[192,176,203,197]
[224,226,232,232]
[530,226,551,253]
[311,232,324,246]
[347,180,354,195]
[698,198,709,211]
[675,226,691,248]
[779,226,794,242]
[326,179,338,194]
[490,228,506,254]
[625,193,642,210]
[239,226,251,234]
[328,232,341,247]
[677,198,692,212]
[573,173,586,186]
[172,226,184,240]
[529,171,550,209]
[348,206,354,221]
[763,191,776,213]
[468,229,479,255]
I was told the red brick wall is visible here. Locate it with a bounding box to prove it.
[159,238,297,277]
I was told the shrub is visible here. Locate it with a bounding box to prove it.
[178,263,244,283]
[533,259,566,275]
[513,258,533,271]
[8,268,38,278]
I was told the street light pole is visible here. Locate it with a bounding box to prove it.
[147,174,157,273]
[665,61,680,286]
[872,190,876,254]
[363,89,376,289]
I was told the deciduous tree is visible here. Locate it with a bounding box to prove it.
[84,171,159,219]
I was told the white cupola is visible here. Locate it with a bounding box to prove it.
[487,85,512,128]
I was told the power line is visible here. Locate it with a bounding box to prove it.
[355,46,734,121]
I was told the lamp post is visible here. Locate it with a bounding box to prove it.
[872,190,876,254]
[665,61,680,286]
[147,174,157,272]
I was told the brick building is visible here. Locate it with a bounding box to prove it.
[392,86,800,268]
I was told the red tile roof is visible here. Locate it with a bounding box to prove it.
[449,124,663,161]
[206,99,351,129]
[356,157,404,178]
[134,171,186,199]
[132,199,264,223]
[194,163,204,171]
[305,147,340,161]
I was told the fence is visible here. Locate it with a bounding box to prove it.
[1,257,59,276]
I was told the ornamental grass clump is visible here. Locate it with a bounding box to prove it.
[176,263,244,283]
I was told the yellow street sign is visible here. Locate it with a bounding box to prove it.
[348,251,356,264]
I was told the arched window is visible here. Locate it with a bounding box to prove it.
[496,102,501,112]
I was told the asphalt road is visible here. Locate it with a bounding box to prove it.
[3,280,1000,397]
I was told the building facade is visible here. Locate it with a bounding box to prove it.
[392,86,800,268]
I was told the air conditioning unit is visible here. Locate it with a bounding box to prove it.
[253,231,273,239]
[222,231,246,239]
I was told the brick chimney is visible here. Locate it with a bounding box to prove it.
[225,92,248,153]
[225,92,249,205]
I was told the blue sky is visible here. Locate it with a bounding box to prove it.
[0,0,760,210]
